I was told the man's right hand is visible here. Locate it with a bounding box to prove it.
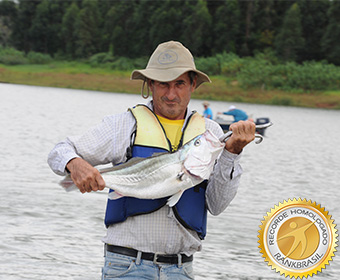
[66,158,106,193]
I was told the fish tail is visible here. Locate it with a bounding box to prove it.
[59,175,78,192]
[167,191,183,207]
[108,191,124,200]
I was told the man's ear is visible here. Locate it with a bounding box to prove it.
[191,76,197,91]
[147,79,154,93]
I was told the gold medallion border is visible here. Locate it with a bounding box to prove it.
[258,198,338,279]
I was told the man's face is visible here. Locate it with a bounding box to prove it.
[149,73,196,120]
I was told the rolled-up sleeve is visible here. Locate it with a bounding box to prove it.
[206,150,243,215]
[47,141,81,176]
[204,118,243,215]
[47,111,135,176]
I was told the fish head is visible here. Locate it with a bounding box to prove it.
[182,130,224,181]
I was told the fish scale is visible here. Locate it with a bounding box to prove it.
[60,129,225,206]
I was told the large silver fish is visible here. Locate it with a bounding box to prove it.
[60,130,224,206]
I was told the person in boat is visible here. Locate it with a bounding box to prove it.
[218,105,248,123]
[202,100,213,119]
[47,41,255,279]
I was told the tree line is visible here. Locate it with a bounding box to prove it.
[0,0,339,65]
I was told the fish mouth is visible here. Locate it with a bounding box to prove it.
[188,155,213,167]
[184,168,203,181]
[183,156,216,181]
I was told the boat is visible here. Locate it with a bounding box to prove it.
[214,115,271,136]
[254,117,271,136]
[214,115,234,133]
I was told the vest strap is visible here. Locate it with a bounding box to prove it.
[105,105,208,239]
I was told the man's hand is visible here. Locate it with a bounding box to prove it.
[224,120,256,154]
[66,158,106,193]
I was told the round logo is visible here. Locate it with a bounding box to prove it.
[258,198,337,278]
[158,50,178,65]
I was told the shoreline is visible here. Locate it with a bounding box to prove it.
[1,64,339,110]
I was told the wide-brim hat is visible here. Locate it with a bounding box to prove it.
[131,41,211,88]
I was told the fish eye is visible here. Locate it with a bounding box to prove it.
[194,139,201,146]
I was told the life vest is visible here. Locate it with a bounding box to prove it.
[104,104,208,239]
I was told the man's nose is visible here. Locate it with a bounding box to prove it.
[166,84,177,99]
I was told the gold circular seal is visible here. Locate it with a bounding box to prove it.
[258,198,338,278]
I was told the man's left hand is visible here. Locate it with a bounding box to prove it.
[224,120,256,154]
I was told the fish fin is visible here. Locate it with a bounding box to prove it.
[59,175,77,192]
[108,191,124,200]
[99,157,145,173]
[167,191,183,207]
[99,152,168,173]
[151,151,168,157]
[176,172,186,181]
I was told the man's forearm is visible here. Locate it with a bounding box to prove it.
[205,150,242,215]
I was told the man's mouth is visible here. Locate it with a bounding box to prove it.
[165,102,177,106]
[162,97,180,105]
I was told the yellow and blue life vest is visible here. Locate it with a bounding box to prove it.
[104,104,208,239]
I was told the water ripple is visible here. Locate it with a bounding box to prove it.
[1,84,339,279]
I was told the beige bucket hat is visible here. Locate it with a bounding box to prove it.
[131,41,211,89]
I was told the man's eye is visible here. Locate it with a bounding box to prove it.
[159,82,168,87]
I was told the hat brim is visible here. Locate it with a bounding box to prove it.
[131,68,211,88]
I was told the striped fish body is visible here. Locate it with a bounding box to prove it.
[102,152,189,199]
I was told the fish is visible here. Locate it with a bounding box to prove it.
[59,129,224,207]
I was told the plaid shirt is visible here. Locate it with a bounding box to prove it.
[48,102,243,256]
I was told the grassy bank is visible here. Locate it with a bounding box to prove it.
[1,61,340,109]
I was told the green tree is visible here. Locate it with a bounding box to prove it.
[0,19,11,47]
[30,0,51,53]
[238,0,257,56]
[321,1,340,65]
[60,2,80,58]
[47,1,69,55]
[102,3,116,54]
[0,0,17,47]
[4,0,336,62]
[275,3,305,62]
[299,0,329,61]
[252,0,277,51]
[212,0,240,54]
[128,1,159,57]
[149,0,186,52]
[75,0,101,58]
[181,0,212,56]
[29,0,66,55]
[105,1,137,57]
[271,0,292,33]
[11,0,41,53]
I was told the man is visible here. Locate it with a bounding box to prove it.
[48,41,255,279]
[218,105,248,123]
[202,101,213,119]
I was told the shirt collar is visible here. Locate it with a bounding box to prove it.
[146,100,195,132]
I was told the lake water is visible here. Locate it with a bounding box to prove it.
[0,83,339,280]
